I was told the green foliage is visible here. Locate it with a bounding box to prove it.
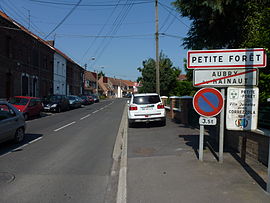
[183,58,192,81]
[258,72,270,103]
[172,0,245,49]
[173,0,270,102]
[137,53,180,96]
[173,80,196,96]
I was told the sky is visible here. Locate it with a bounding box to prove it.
[0,0,192,81]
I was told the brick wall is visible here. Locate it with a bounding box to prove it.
[225,130,269,165]
[0,15,54,98]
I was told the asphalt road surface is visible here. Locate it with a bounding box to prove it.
[0,99,126,203]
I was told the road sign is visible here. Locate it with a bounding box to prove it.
[187,48,266,69]
[199,117,217,125]
[193,88,224,117]
[193,68,258,87]
[226,87,259,131]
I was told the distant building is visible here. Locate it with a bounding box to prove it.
[84,71,97,94]
[178,74,187,81]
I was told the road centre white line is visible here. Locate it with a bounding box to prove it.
[54,121,76,132]
[80,114,91,120]
[92,110,99,114]
[29,136,43,144]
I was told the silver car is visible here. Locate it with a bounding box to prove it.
[0,101,26,143]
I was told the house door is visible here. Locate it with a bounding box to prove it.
[5,73,12,98]
[22,75,29,96]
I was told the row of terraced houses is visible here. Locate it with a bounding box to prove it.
[0,11,137,99]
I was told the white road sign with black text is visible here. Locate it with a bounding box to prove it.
[199,117,217,125]
[187,48,266,69]
[193,69,258,87]
[226,87,259,131]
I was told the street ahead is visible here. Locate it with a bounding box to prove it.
[0,99,126,203]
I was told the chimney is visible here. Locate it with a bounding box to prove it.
[47,40,55,47]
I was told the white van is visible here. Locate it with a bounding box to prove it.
[127,93,166,127]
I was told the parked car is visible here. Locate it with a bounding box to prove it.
[80,95,93,105]
[127,93,166,127]
[9,96,43,120]
[124,93,132,98]
[0,101,26,143]
[87,96,95,104]
[91,94,100,103]
[67,95,82,109]
[43,95,70,113]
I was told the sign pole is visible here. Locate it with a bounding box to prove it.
[199,125,204,161]
[219,88,225,163]
[267,137,270,193]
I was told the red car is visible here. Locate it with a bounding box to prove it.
[87,96,94,104]
[9,96,43,120]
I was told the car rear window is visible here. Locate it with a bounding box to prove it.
[9,97,29,105]
[133,95,160,104]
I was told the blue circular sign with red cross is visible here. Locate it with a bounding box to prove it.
[193,88,224,117]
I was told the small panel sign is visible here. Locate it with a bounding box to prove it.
[193,69,258,87]
[226,87,259,131]
[199,117,217,125]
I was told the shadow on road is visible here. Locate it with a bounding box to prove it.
[177,128,267,191]
[0,133,43,156]
[130,122,165,128]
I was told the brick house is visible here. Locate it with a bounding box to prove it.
[122,80,136,95]
[84,71,97,95]
[66,60,84,95]
[0,11,54,99]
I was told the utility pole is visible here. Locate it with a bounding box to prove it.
[155,0,160,94]
[95,70,98,95]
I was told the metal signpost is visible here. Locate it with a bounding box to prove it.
[193,88,224,161]
[188,48,270,193]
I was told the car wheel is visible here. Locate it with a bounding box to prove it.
[56,106,61,113]
[161,119,166,126]
[128,120,133,128]
[14,127,25,143]
[24,113,29,120]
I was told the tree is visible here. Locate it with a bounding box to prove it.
[172,0,246,49]
[98,71,105,78]
[137,53,180,96]
[173,0,270,102]
[173,80,196,96]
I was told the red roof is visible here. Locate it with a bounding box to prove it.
[178,74,187,81]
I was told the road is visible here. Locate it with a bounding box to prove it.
[0,99,126,203]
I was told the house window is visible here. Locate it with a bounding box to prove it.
[22,75,29,96]
[32,77,38,97]
[32,49,39,67]
[6,36,11,58]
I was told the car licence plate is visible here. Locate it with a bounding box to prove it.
[141,105,154,110]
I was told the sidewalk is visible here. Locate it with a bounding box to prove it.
[127,119,270,203]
